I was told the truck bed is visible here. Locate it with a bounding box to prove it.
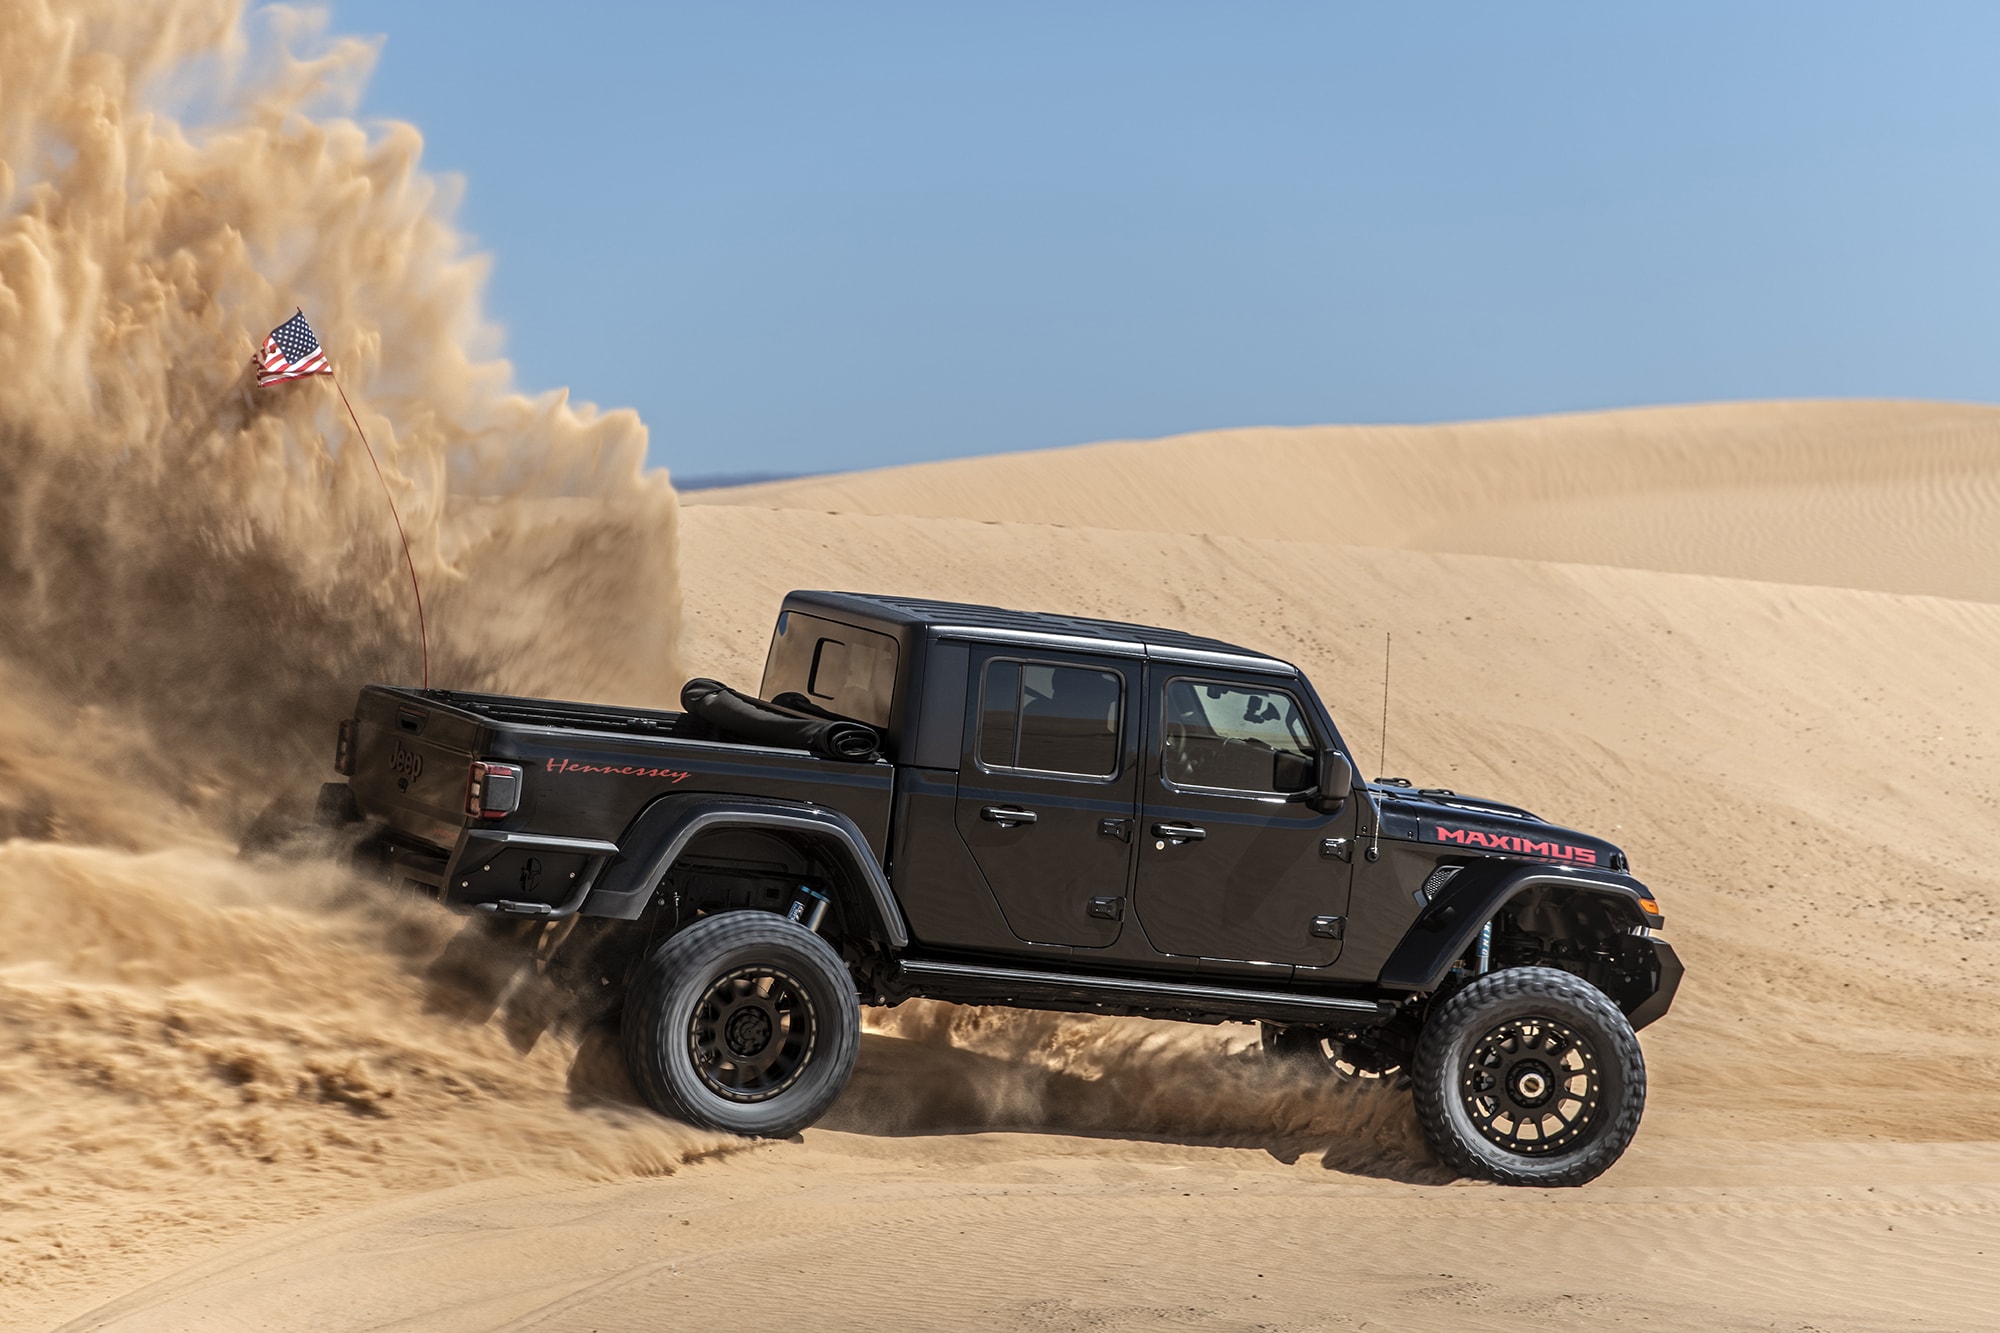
[343,684,896,916]
[419,688,698,739]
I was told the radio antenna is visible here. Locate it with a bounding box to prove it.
[1377,631,1391,780]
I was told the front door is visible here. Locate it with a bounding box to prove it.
[1133,672,1356,967]
[954,650,1139,948]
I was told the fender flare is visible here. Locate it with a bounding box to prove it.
[1377,862,1658,996]
[579,793,909,949]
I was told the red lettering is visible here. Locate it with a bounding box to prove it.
[542,758,695,784]
[1432,823,1600,866]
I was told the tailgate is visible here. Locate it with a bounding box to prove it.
[346,688,484,849]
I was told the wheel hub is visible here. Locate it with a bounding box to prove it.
[724,1004,775,1058]
[1511,1061,1553,1107]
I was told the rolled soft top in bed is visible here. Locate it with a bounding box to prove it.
[679,678,883,762]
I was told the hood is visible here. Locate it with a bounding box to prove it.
[1368,783,1627,873]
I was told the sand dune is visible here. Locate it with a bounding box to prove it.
[31,401,2000,1330]
[690,399,2000,602]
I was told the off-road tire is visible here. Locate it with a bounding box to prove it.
[1412,965,1645,1187]
[621,913,860,1138]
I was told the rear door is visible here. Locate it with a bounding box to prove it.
[953,649,1139,948]
[1132,671,1356,968]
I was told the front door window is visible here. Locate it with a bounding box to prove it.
[1162,679,1318,795]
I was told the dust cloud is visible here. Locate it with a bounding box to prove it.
[0,0,683,836]
[0,0,714,1305]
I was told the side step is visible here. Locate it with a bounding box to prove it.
[897,958,1392,1025]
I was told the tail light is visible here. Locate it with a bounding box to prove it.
[334,718,357,776]
[465,761,523,819]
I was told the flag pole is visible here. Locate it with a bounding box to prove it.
[331,376,430,691]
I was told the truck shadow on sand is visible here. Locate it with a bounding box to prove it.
[568,1026,1449,1186]
[414,922,1446,1185]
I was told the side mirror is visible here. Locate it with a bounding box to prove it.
[1317,750,1353,811]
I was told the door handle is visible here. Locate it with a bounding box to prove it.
[981,806,1039,827]
[1151,822,1207,843]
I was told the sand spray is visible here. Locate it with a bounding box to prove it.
[0,1,714,1286]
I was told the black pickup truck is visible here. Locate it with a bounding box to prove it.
[329,591,1681,1186]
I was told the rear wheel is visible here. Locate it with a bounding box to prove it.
[1412,966,1645,1186]
[622,913,860,1138]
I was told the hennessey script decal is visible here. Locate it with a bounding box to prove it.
[1433,825,1598,865]
[545,758,692,782]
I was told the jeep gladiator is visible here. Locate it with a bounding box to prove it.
[329,591,1682,1186]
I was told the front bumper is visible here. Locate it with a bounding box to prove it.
[1625,938,1684,1031]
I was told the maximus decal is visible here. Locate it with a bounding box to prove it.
[1433,824,1598,865]
[546,758,692,783]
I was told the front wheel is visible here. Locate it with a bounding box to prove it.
[622,913,860,1138]
[1412,966,1646,1186]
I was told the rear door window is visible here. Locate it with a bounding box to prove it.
[977,659,1123,779]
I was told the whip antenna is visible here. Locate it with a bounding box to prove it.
[253,309,430,690]
[332,377,429,691]
[1377,631,1391,780]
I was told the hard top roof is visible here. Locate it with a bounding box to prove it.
[783,591,1294,672]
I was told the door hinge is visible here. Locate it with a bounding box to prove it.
[1310,914,1346,940]
[1097,817,1131,843]
[1320,837,1351,863]
[1088,896,1125,921]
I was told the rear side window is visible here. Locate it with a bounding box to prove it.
[976,660,1123,778]
[759,611,899,727]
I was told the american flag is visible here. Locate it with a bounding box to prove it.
[257,310,332,385]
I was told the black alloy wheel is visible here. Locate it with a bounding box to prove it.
[1258,1024,1403,1082]
[1412,966,1646,1187]
[689,965,817,1103]
[1459,1014,1599,1154]
[622,913,860,1139]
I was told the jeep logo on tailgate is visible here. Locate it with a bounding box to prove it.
[389,741,424,780]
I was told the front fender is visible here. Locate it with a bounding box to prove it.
[579,792,910,948]
[1377,861,1657,995]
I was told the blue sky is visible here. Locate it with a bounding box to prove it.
[331,1,2000,479]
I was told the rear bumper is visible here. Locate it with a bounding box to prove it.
[353,830,452,897]
[1626,937,1684,1031]
[439,828,621,919]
